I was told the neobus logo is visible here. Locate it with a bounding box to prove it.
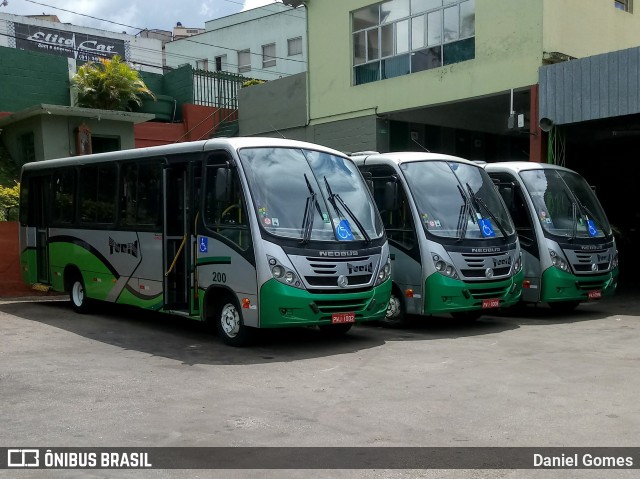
[471,247,501,253]
[109,238,139,258]
[319,251,359,257]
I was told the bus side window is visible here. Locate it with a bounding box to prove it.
[203,161,250,250]
[79,165,117,225]
[369,167,415,250]
[52,169,76,225]
[121,161,162,229]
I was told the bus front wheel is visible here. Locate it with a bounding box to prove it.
[216,300,253,347]
[380,289,406,328]
[70,276,91,314]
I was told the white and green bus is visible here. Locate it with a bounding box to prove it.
[484,162,618,310]
[352,152,523,326]
[19,138,391,345]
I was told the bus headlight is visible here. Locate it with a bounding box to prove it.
[375,258,391,285]
[512,253,522,274]
[549,249,570,272]
[432,254,459,279]
[267,255,304,289]
[611,251,619,269]
[271,265,284,278]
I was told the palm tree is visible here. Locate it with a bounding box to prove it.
[71,55,156,111]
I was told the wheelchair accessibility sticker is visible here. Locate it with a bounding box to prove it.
[199,237,208,253]
[479,218,495,238]
[587,219,597,237]
[336,219,355,241]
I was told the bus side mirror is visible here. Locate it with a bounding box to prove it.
[384,181,398,211]
[215,167,232,203]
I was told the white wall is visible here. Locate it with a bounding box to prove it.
[164,5,307,81]
[0,12,163,74]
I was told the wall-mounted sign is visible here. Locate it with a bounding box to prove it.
[14,23,127,63]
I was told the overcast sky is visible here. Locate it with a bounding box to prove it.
[0,0,282,34]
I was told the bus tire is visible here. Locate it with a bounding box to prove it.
[318,323,353,336]
[451,310,483,322]
[215,299,254,347]
[549,300,580,312]
[379,288,406,328]
[69,275,91,314]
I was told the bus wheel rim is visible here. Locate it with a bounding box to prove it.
[221,304,240,337]
[386,294,400,319]
[72,282,84,306]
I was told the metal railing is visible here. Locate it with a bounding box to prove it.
[192,69,252,109]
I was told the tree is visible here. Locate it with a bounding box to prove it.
[71,55,156,111]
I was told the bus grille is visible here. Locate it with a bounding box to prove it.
[467,286,510,300]
[313,298,369,314]
[576,279,609,291]
[459,252,512,278]
[573,251,610,273]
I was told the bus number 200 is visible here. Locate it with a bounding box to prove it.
[212,272,227,283]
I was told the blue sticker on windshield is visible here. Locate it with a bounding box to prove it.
[587,219,597,237]
[479,218,495,238]
[336,219,355,241]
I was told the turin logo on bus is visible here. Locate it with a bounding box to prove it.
[109,238,139,258]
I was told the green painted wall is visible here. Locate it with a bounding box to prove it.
[0,46,70,112]
[163,66,194,120]
[306,0,640,126]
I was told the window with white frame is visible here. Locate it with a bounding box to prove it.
[288,36,303,56]
[614,0,632,12]
[196,58,209,71]
[262,43,276,68]
[238,49,251,73]
[352,0,476,86]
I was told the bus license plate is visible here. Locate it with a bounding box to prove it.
[332,312,356,324]
[588,290,602,299]
[482,299,500,309]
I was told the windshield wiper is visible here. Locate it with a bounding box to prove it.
[300,174,323,245]
[455,184,473,242]
[466,183,509,241]
[557,175,605,237]
[324,176,371,244]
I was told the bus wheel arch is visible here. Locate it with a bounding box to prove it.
[203,286,254,347]
[380,282,406,328]
[64,265,91,314]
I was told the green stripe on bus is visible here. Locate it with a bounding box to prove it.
[197,256,232,266]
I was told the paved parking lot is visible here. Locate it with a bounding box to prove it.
[1,284,639,479]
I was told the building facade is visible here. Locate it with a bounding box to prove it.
[244,0,640,160]
[165,4,307,81]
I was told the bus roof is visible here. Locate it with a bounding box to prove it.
[349,151,479,168]
[483,161,576,174]
[21,137,348,172]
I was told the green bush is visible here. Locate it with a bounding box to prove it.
[0,182,19,221]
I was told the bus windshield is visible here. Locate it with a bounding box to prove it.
[520,169,611,238]
[240,147,383,242]
[403,161,515,240]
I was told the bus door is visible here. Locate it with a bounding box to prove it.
[32,175,51,284]
[163,163,190,311]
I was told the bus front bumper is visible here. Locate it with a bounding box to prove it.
[541,267,618,303]
[423,270,524,315]
[258,278,391,328]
